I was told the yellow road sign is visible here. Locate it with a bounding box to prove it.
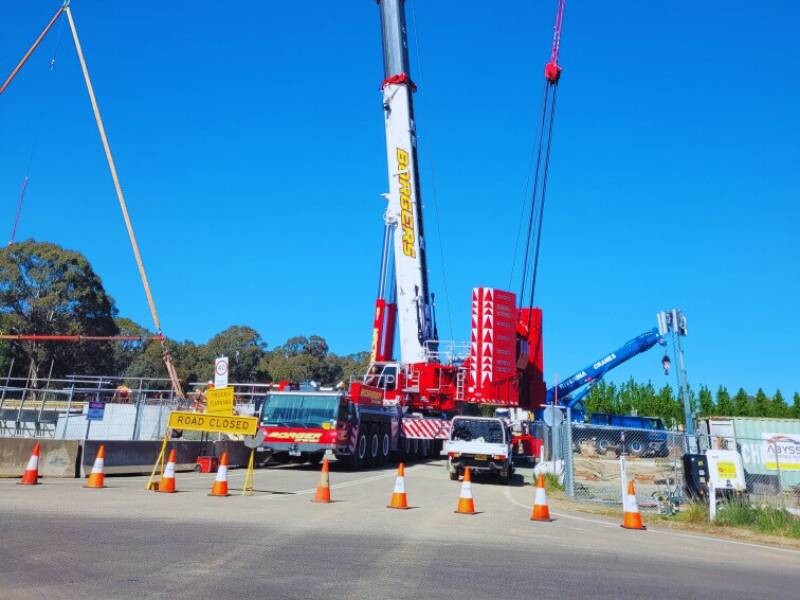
[206,386,234,416]
[168,411,258,435]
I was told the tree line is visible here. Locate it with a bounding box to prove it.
[0,241,367,388]
[585,379,800,426]
[2,242,799,418]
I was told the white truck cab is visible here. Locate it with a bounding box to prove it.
[444,416,514,484]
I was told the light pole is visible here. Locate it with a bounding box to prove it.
[657,309,693,449]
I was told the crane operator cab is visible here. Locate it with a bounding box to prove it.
[363,362,399,392]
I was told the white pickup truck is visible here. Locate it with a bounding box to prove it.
[444,416,514,484]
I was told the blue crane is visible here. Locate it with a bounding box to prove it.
[545,328,666,417]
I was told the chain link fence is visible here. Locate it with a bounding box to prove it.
[0,377,269,441]
[553,422,800,515]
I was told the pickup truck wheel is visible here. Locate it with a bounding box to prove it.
[498,469,510,485]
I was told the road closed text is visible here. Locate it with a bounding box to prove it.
[167,411,259,435]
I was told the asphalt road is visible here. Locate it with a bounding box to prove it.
[1,460,797,599]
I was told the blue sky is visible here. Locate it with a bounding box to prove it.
[1,1,798,397]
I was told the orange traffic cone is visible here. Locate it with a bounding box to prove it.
[312,457,331,503]
[18,442,41,485]
[530,473,553,521]
[621,479,646,530]
[387,463,410,509]
[209,451,230,497]
[157,449,177,493]
[454,467,477,515]
[84,444,106,489]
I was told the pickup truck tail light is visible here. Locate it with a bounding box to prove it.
[492,455,507,460]
[448,452,461,458]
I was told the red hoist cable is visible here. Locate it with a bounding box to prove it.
[519,0,566,331]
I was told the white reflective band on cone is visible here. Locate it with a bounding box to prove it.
[535,487,547,504]
[624,494,639,513]
[164,462,176,477]
[92,458,104,473]
[393,477,405,493]
[26,456,39,470]
[216,466,228,481]
[461,482,472,497]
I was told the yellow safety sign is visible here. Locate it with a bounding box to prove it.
[717,461,737,480]
[206,386,234,416]
[168,411,258,436]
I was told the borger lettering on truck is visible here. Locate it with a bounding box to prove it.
[397,148,416,258]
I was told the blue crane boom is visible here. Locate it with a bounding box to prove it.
[547,328,665,407]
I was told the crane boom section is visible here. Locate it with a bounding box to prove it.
[547,328,663,403]
[378,0,434,364]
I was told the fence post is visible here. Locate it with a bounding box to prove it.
[565,408,575,497]
[132,379,144,441]
[62,385,75,439]
[708,478,716,522]
[619,455,628,506]
[773,441,784,509]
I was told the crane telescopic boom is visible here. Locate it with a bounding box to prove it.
[374,0,435,365]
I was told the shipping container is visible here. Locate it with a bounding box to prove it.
[700,416,800,490]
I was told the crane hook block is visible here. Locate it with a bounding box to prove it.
[544,61,562,84]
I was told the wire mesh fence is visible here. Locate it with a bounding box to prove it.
[0,377,269,441]
[555,421,800,514]
[558,422,686,513]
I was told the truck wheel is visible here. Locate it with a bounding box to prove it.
[348,430,368,470]
[498,468,511,485]
[626,440,645,457]
[410,439,420,462]
[418,439,429,460]
[595,439,611,455]
[378,426,391,466]
[367,425,380,466]
[401,436,412,461]
[432,439,443,457]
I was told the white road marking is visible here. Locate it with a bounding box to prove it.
[503,486,800,555]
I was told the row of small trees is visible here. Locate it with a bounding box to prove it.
[585,379,800,426]
[2,242,798,413]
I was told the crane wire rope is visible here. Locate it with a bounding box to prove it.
[63,6,184,398]
[1,4,184,399]
[409,0,454,341]
[517,0,566,333]
[8,15,67,246]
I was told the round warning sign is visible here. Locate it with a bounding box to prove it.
[214,356,229,388]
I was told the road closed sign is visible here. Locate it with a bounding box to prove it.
[168,411,258,436]
[214,356,229,389]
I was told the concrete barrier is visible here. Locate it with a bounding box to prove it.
[82,440,210,476]
[0,437,251,478]
[0,438,81,478]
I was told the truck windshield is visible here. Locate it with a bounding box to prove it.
[451,420,504,444]
[261,394,340,428]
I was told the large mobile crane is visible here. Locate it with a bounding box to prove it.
[256,0,559,468]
